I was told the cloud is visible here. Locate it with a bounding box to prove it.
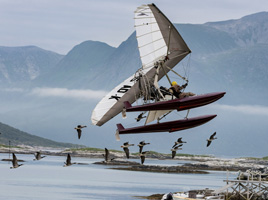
[0,88,25,92]
[211,104,268,116]
[3,87,268,115]
[30,87,107,101]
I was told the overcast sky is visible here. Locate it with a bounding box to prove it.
[1,0,268,54]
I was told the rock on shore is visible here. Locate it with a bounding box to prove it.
[109,165,209,174]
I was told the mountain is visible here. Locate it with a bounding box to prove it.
[96,32,142,90]
[205,12,268,46]
[0,121,84,148]
[34,40,116,89]
[0,46,63,87]
[34,35,141,90]
[175,23,238,55]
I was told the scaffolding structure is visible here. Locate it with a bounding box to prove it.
[214,169,268,200]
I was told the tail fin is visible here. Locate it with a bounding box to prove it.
[116,124,125,132]
[115,130,120,141]
[115,124,124,141]
[122,108,127,119]
[123,101,132,110]
[115,124,125,141]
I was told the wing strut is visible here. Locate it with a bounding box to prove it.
[166,25,172,56]
[161,61,172,86]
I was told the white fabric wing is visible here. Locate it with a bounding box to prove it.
[91,74,137,126]
[135,5,167,69]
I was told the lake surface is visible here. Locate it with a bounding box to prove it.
[0,153,236,200]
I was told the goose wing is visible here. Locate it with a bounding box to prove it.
[210,132,216,139]
[140,155,145,164]
[105,148,109,162]
[172,150,176,159]
[77,129,82,139]
[12,153,18,167]
[66,154,71,165]
[123,147,130,159]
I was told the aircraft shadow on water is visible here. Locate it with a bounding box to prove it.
[91,4,225,140]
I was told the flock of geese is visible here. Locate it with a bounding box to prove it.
[10,151,46,169]
[109,131,217,164]
[120,141,150,164]
[6,124,218,169]
[118,131,217,164]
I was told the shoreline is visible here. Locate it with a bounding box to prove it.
[1,145,267,174]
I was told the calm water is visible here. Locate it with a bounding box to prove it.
[0,153,236,200]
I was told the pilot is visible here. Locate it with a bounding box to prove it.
[169,81,195,99]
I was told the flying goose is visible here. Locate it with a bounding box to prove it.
[33,151,46,161]
[10,153,23,169]
[171,144,183,159]
[74,125,87,139]
[102,148,115,163]
[140,151,148,164]
[63,153,76,167]
[207,132,217,147]
[172,137,186,148]
[138,141,150,153]
[121,142,134,159]
[104,148,109,162]
[135,113,146,122]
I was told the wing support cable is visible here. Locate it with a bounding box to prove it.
[165,64,188,82]
[153,63,166,100]
[157,111,172,123]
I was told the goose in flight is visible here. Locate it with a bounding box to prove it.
[207,132,217,147]
[138,141,150,153]
[74,125,87,139]
[172,137,186,148]
[33,151,46,161]
[63,153,76,167]
[135,113,146,122]
[102,148,115,163]
[140,151,148,164]
[10,153,23,169]
[171,144,183,159]
[121,142,134,159]
[104,148,109,162]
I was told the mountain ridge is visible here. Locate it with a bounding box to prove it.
[0,46,63,88]
[32,40,116,89]
[0,121,84,148]
[205,11,268,46]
